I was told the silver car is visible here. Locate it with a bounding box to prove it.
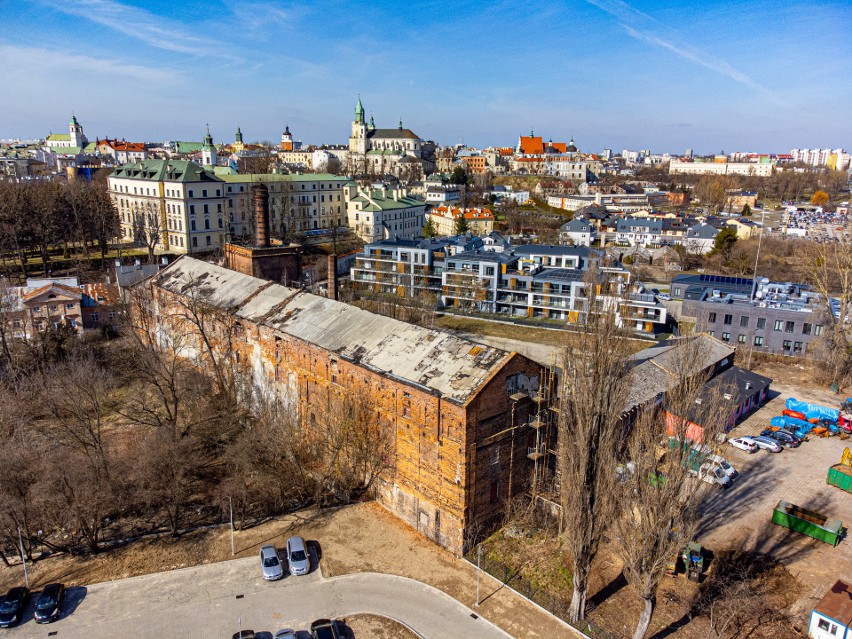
[260,545,283,581]
[286,536,310,576]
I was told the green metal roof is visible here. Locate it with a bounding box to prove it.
[218,172,353,184]
[351,189,424,211]
[47,133,71,141]
[111,159,223,183]
[174,141,204,153]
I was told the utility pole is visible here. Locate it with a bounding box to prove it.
[17,527,28,588]
[229,496,235,556]
[476,543,482,606]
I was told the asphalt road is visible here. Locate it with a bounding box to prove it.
[3,555,511,639]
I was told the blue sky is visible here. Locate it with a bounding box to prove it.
[2,0,850,154]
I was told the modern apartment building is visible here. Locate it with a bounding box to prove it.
[672,274,830,356]
[351,240,667,334]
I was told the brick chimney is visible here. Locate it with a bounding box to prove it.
[327,253,338,300]
[252,182,270,247]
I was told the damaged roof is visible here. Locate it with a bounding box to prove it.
[153,257,516,404]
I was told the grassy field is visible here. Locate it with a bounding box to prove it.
[436,314,570,346]
[435,314,652,353]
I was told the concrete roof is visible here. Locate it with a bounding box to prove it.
[154,257,517,404]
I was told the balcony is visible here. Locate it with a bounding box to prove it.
[527,444,546,461]
[528,416,546,429]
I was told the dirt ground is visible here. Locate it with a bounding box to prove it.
[345,613,419,639]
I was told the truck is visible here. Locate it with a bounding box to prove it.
[771,500,842,546]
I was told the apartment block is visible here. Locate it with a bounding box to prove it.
[672,274,829,356]
[351,241,668,334]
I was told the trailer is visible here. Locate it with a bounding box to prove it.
[771,500,843,546]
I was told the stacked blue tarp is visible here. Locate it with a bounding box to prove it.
[770,415,814,439]
[785,398,839,422]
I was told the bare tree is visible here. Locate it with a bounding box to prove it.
[799,241,852,385]
[314,392,394,504]
[37,356,115,476]
[557,268,634,623]
[132,203,163,264]
[693,550,795,639]
[612,335,732,639]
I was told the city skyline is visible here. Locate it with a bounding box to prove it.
[2,0,850,153]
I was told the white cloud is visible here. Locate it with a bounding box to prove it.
[585,0,787,105]
[0,43,179,84]
[34,0,223,58]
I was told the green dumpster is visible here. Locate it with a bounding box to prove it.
[828,465,852,494]
[771,500,843,546]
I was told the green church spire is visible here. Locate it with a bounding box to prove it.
[354,96,365,124]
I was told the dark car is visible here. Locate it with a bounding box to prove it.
[232,631,255,639]
[34,583,65,624]
[0,586,30,627]
[761,429,801,448]
[311,618,341,639]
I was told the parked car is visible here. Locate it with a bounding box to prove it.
[274,630,297,639]
[657,292,672,301]
[260,545,284,581]
[232,631,255,639]
[33,583,65,624]
[311,619,341,639]
[707,454,737,478]
[688,462,731,488]
[761,429,802,448]
[751,435,783,453]
[286,536,310,576]
[0,586,30,628]
[728,436,758,453]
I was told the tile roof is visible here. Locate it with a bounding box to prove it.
[153,257,519,404]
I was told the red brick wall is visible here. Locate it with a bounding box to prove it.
[149,284,542,555]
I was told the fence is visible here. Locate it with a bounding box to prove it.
[465,544,626,639]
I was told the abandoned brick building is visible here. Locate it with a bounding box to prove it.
[144,256,545,555]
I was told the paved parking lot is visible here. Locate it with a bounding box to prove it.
[698,386,852,616]
[0,552,510,639]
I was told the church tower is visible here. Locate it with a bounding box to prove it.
[202,126,217,167]
[233,126,245,152]
[349,96,367,155]
[280,125,294,151]
[69,114,86,148]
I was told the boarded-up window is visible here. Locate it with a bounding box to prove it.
[489,481,499,503]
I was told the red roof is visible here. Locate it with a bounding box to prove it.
[519,136,544,155]
[432,206,494,221]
